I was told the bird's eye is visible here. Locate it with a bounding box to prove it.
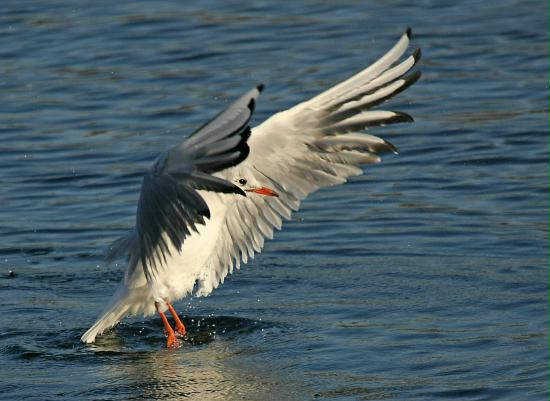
[238,178,247,185]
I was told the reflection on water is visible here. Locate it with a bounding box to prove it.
[97,345,279,401]
[84,319,305,401]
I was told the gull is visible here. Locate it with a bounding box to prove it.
[82,29,421,347]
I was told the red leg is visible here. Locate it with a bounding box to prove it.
[155,302,181,348]
[166,302,187,337]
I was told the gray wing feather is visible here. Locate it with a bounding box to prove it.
[105,230,136,263]
[106,86,263,279]
[175,86,262,152]
[136,172,210,278]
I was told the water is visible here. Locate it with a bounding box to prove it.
[0,1,548,400]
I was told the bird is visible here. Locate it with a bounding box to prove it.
[81,28,421,348]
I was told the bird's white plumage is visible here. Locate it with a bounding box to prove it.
[81,29,420,344]
[306,29,410,108]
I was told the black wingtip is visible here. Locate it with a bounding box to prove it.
[232,185,247,197]
[247,98,256,112]
[256,84,265,92]
[202,208,211,219]
[391,111,414,124]
[384,139,399,155]
[406,27,412,38]
[403,70,422,89]
[412,48,422,63]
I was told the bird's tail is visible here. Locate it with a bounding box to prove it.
[81,284,132,344]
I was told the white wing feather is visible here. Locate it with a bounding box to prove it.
[194,29,420,295]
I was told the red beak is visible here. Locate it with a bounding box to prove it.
[248,186,279,197]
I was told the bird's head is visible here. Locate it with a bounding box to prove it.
[233,176,279,197]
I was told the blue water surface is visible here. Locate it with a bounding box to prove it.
[0,1,548,400]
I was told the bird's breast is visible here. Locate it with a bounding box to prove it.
[151,191,229,300]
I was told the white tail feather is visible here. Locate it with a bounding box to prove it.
[81,285,131,344]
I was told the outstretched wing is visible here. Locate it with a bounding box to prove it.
[195,29,421,295]
[107,86,263,282]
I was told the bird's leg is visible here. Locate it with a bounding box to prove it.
[155,302,181,348]
[166,301,187,337]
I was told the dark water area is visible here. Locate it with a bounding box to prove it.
[0,1,548,400]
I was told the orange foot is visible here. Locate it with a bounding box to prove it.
[174,322,186,338]
[166,332,182,349]
[167,302,187,337]
[156,301,183,349]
